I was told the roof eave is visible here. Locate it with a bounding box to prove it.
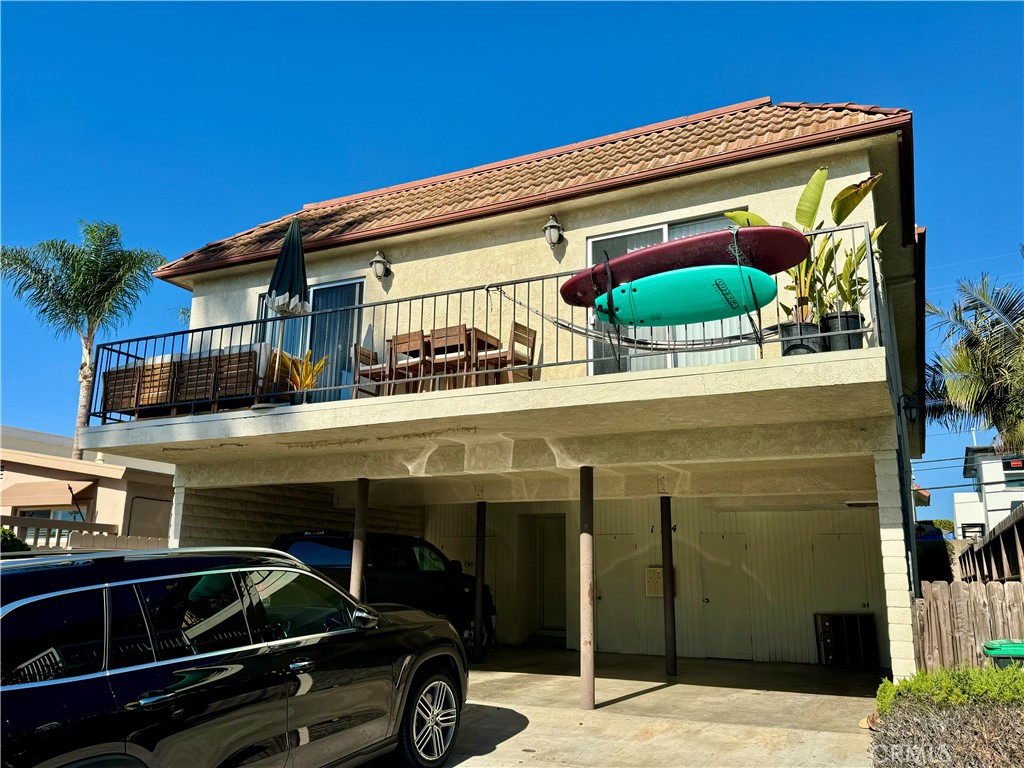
[155,111,914,283]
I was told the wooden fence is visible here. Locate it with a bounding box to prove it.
[913,580,1024,672]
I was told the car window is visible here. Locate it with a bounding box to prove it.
[368,540,416,572]
[283,540,352,567]
[412,544,446,573]
[136,573,251,660]
[1,589,104,686]
[248,570,351,639]
[109,585,156,669]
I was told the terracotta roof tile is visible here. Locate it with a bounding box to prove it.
[157,97,911,281]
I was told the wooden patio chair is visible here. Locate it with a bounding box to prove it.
[353,343,387,398]
[173,352,216,413]
[384,331,431,395]
[429,324,473,389]
[477,322,538,384]
[136,355,177,417]
[102,363,141,418]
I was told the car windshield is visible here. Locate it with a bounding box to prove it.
[283,540,353,567]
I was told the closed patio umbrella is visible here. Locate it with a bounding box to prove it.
[267,217,311,389]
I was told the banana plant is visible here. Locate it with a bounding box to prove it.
[724,168,884,323]
[288,350,329,390]
[830,224,886,313]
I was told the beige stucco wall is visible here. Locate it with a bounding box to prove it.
[187,143,882,378]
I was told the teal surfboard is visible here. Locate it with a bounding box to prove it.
[595,265,777,326]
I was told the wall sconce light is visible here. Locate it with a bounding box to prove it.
[542,215,565,250]
[369,250,392,280]
[901,393,920,424]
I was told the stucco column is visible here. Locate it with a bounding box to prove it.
[875,450,916,679]
[579,466,595,710]
[349,478,369,601]
[168,479,186,548]
[473,500,487,663]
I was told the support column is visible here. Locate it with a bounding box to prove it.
[168,472,186,548]
[349,477,369,601]
[579,466,595,711]
[875,450,916,679]
[473,500,487,663]
[660,496,677,677]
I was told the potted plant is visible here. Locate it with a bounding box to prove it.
[288,350,328,404]
[726,167,884,355]
[821,223,885,351]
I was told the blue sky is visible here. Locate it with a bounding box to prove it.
[2,2,1022,518]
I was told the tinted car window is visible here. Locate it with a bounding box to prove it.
[136,573,251,660]
[412,544,446,572]
[108,584,155,669]
[249,570,351,638]
[282,540,353,567]
[369,540,416,571]
[1,589,104,685]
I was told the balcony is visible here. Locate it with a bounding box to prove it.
[89,224,889,427]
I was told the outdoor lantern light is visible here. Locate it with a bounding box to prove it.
[542,215,564,250]
[369,250,392,280]
[901,394,920,423]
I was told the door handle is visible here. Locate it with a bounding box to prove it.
[703,598,710,603]
[289,659,316,673]
[135,692,176,709]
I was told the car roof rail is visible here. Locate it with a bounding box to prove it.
[0,546,305,570]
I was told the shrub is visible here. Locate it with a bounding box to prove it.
[0,528,30,552]
[873,666,1024,767]
[932,518,955,533]
[876,665,1024,716]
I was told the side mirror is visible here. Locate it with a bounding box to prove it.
[447,560,463,575]
[352,607,378,630]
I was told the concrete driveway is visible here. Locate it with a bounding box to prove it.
[444,649,878,768]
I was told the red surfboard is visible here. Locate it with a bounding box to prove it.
[560,226,809,308]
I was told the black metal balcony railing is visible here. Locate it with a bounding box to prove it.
[90,224,885,424]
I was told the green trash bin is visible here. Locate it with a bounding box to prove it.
[982,640,1024,669]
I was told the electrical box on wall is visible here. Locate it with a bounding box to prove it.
[645,567,664,597]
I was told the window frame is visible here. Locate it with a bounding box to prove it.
[584,211,751,376]
[0,585,107,688]
[0,566,319,690]
[241,567,361,644]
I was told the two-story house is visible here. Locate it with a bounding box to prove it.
[79,97,926,702]
[955,446,1024,537]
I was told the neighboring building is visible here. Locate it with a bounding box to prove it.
[954,446,1024,537]
[0,426,175,545]
[79,97,926,683]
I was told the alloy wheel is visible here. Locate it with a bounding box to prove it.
[411,679,458,761]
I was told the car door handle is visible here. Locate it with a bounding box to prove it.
[289,659,315,673]
[135,692,176,709]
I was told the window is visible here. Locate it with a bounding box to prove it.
[282,540,353,567]
[136,573,251,660]
[412,543,446,573]
[367,540,416,572]
[589,215,756,375]
[108,585,156,669]
[1,590,104,685]
[248,570,351,639]
[1004,472,1024,488]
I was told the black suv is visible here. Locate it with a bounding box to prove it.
[0,548,467,768]
[272,532,496,660]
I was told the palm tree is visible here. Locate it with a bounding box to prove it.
[925,264,1024,454]
[2,221,164,458]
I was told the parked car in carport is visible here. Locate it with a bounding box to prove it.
[272,531,497,659]
[0,547,467,768]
